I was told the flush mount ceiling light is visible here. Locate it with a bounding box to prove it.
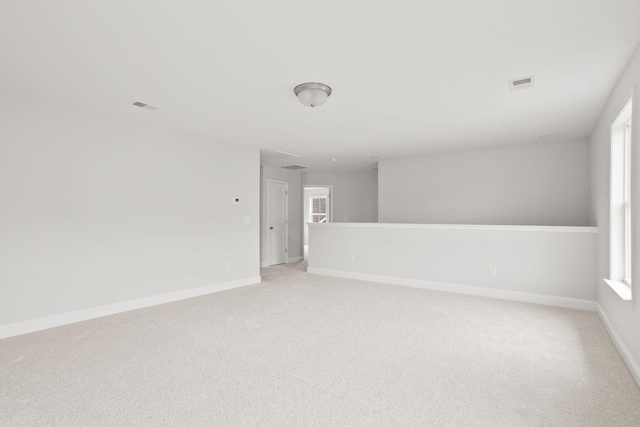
[294,82,332,107]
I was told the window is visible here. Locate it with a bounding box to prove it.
[605,97,633,301]
[624,119,632,284]
[311,197,327,223]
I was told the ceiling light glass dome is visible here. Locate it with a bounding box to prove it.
[294,82,332,108]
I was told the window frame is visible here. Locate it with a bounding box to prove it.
[605,96,634,301]
[310,196,328,223]
[623,120,632,286]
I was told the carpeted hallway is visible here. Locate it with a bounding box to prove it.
[2,262,640,426]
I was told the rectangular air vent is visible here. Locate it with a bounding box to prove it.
[508,75,535,92]
[282,165,307,170]
[132,101,159,111]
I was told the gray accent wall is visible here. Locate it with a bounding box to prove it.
[301,170,378,223]
[378,140,591,226]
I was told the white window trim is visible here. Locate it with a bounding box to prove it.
[310,196,328,223]
[605,96,633,301]
[623,120,632,285]
[604,279,632,301]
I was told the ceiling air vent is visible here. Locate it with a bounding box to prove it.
[132,101,159,111]
[508,75,535,92]
[282,165,307,170]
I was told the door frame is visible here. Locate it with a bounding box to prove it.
[303,185,333,255]
[266,179,288,266]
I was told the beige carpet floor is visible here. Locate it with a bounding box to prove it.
[2,261,640,426]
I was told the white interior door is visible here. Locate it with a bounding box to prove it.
[267,180,288,266]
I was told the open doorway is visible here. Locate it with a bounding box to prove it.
[303,185,333,259]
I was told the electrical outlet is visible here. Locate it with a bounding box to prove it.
[349,255,355,263]
[226,262,232,271]
[488,266,497,277]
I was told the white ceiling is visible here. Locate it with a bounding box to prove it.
[1,1,639,172]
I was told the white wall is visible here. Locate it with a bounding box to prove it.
[378,140,591,226]
[260,165,302,264]
[302,170,378,223]
[0,92,260,327]
[590,44,640,381]
[308,223,597,308]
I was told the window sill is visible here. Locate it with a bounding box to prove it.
[603,279,633,301]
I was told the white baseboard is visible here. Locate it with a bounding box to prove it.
[597,304,640,388]
[0,276,261,340]
[307,267,597,312]
[260,261,270,268]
